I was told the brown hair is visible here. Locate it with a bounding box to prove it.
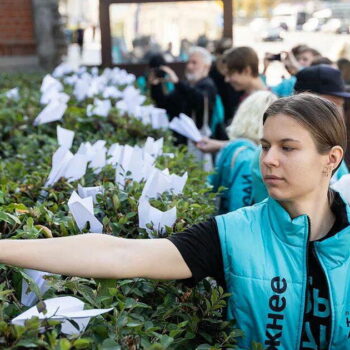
[223,46,259,77]
[291,44,309,56]
[297,46,321,58]
[263,93,347,171]
[311,56,333,66]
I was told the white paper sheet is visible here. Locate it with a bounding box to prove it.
[91,67,99,77]
[5,87,20,101]
[64,154,89,182]
[57,126,75,149]
[331,174,350,204]
[151,108,169,129]
[86,99,111,118]
[52,62,75,78]
[77,140,106,163]
[68,191,103,233]
[102,86,122,99]
[21,269,53,307]
[141,168,188,199]
[169,113,202,142]
[40,75,63,94]
[138,198,176,237]
[143,137,163,158]
[77,184,104,203]
[115,85,146,116]
[89,148,106,174]
[33,100,67,126]
[109,67,136,86]
[45,147,74,187]
[107,143,123,166]
[73,74,91,101]
[45,146,89,186]
[12,296,112,335]
[114,145,156,188]
[87,76,108,98]
[41,90,70,105]
[89,141,107,170]
[64,75,78,86]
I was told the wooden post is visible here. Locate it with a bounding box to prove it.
[100,0,112,67]
[99,0,234,68]
[223,0,233,41]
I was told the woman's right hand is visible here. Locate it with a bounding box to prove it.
[196,137,227,153]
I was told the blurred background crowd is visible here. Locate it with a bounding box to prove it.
[1,0,350,208]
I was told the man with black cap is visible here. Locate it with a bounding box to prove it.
[295,64,350,167]
[294,64,350,115]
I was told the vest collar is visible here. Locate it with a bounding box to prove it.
[314,192,350,268]
[267,194,350,266]
[267,197,309,248]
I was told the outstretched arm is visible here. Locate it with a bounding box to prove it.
[0,234,192,280]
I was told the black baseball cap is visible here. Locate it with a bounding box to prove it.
[295,64,350,98]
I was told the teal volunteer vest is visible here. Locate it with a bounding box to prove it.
[216,196,350,349]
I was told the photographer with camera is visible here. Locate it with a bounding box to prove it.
[150,46,227,142]
[136,53,175,96]
[263,45,321,97]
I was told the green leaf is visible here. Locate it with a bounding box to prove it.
[72,338,92,349]
[58,339,72,350]
[126,322,142,327]
[101,339,121,350]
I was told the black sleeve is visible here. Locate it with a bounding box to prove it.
[167,218,225,288]
[150,83,167,109]
[175,80,206,109]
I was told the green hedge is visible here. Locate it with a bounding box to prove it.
[0,72,260,350]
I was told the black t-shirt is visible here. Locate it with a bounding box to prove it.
[300,195,348,349]
[167,194,348,348]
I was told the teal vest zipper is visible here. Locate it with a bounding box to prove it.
[313,244,334,350]
[297,216,311,349]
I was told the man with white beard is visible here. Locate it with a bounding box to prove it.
[150,46,227,142]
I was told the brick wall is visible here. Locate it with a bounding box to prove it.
[0,0,36,55]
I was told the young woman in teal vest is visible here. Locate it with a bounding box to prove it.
[198,90,277,213]
[1,94,349,349]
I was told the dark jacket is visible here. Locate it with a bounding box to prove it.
[209,63,244,125]
[151,77,227,141]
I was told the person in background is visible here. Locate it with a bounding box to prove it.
[344,98,350,167]
[150,46,227,141]
[311,56,335,67]
[76,25,85,57]
[263,45,321,97]
[179,39,191,61]
[221,46,267,102]
[295,64,350,118]
[337,58,350,87]
[136,53,174,96]
[193,47,268,155]
[164,42,175,63]
[252,64,350,203]
[197,91,277,213]
[209,39,244,126]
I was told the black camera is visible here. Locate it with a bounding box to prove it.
[267,53,281,61]
[154,67,166,79]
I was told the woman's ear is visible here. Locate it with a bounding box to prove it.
[327,146,344,171]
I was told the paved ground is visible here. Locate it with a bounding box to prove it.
[0,55,40,73]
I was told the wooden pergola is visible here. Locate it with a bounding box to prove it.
[99,0,233,74]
